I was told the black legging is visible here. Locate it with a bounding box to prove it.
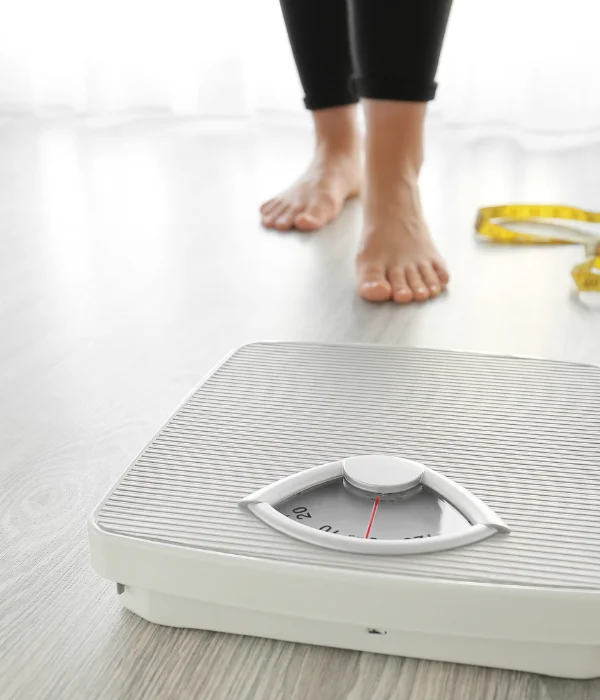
[279,0,453,110]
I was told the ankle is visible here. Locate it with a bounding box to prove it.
[364,99,425,176]
[312,105,361,158]
[363,163,424,226]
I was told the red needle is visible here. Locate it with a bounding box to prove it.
[364,496,380,539]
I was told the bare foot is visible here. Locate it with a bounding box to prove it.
[356,100,449,303]
[261,106,361,232]
[357,177,449,303]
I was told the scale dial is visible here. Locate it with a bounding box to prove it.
[240,455,509,555]
[277,480,470,541]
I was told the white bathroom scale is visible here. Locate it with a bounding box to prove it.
[89,343,600,679]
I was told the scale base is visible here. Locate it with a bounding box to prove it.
[120,586,599,680]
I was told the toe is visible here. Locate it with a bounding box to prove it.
[419,263,442,297]
[388,267,413,304]
[405,266,430,301]
[357,264,393,302]
[260,199,277,215]
[262,202,286,229]
[294,211,324,232]
[294,198,335,232]
[273,207,298,231]
[433,260,450,287]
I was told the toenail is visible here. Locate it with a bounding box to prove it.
[363,281,384,289]
[417,287,427,294]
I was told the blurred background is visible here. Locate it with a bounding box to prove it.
[0,0,598,144]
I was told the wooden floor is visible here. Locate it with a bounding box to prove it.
[1,116,599,700]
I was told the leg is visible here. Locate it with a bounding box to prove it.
[351,0,453,303]
[358,101,448,302]
[261,1,362,232]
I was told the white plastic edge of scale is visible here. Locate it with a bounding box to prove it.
[88,518,600,649]
[239,460,509,556]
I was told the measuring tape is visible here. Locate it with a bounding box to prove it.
[475,204,600,292]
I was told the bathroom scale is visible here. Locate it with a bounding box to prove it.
[89,342,600,679]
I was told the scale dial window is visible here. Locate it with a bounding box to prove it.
[240,455,509,556]
[276,479,470,541]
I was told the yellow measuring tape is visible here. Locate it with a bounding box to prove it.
[475,204,600,292]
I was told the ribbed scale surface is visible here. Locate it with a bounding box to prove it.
[96,343,600,589]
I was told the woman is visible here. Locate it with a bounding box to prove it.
[260,1,453,304]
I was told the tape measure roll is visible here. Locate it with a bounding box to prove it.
[475,204,600,292]
[572,257,600,292]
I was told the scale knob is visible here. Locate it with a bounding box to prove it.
[342,455,425,496]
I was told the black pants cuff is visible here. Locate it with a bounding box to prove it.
[304,76,438,110]
[303,77,359,111]
[303,74,438,111]
[352,75,438,102]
